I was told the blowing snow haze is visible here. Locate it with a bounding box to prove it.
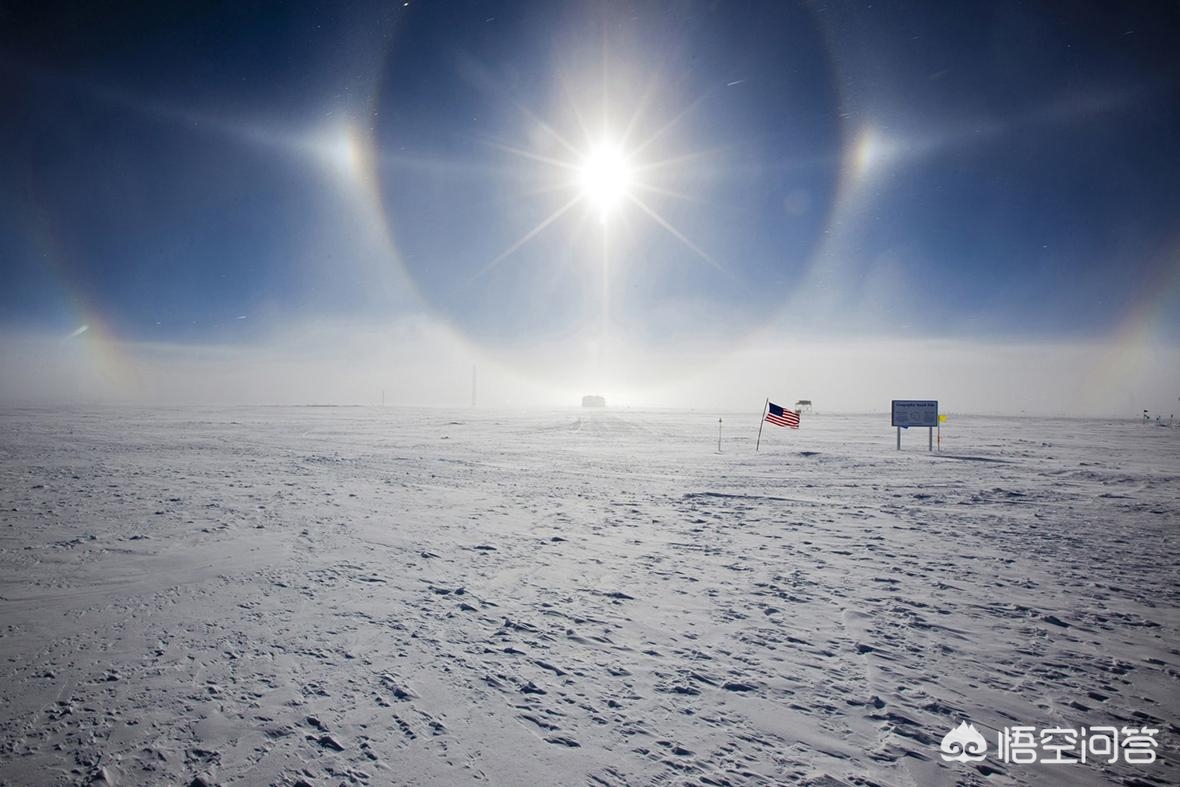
[0,1,1178,412]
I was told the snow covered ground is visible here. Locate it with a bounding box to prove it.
[0,407,1177,786]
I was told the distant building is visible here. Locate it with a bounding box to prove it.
[582,395,606,408]
[795,400,813,414]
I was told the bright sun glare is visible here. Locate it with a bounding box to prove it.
[579,143,633,221]
[475,111,720,278]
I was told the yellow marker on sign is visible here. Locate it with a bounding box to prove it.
[939,414,948,424]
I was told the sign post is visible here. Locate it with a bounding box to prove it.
[891,400,939,451]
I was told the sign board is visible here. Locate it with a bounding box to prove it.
[891,400,939,428]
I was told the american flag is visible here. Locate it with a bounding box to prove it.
[765,401,800,429]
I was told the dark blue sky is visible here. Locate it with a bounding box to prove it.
[1,0,1177,348]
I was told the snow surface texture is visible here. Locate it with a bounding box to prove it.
[0,408,1177,787]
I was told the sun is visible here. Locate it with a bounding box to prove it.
[578,142,633,222]
[471,109,721,278]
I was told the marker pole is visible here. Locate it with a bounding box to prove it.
[755,399,768,452]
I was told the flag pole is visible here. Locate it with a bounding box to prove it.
[755,398,768,452]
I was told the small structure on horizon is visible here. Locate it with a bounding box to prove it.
[795,400,813,414]
[582,394,606,408]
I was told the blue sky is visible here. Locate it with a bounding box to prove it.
[0,1,1178,408]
